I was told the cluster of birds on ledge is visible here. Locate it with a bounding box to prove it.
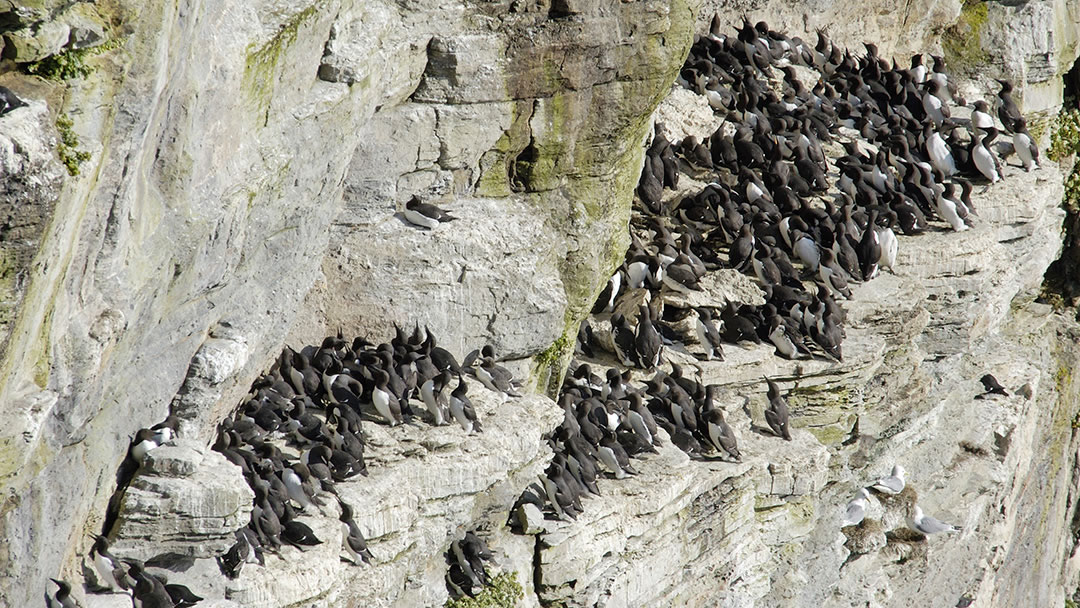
[208,326,517,602]
[52,326,522,607]
[558,16,1039,549]
[579,14,1039,381]
[509,362,796,524]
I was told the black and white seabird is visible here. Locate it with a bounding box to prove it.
[702,399,740,460]
[126,560,175,608]
[421,369,452,425]
[46,578,79,608]
[90,535,128,592]
[371,369,404,426]
[0,86,27,116]
[339,501,374,565]
[634,305,663,370]
[971,99,994,131]
[971,129,1001,183]
[164,582,203,608]
[763,376,792,440]
[1012,117,1040,172]
[449,377,483,433]
[281,513,323,549]
[995,79,1023,134]
[403,195,458,229]
[694,307,724,361]
[597,433,637,479]
[475,352,522,398]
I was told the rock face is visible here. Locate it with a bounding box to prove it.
[108,441,253,561]
[3,1,1080,608]
[0,99,64,355]
[196,387,560,608]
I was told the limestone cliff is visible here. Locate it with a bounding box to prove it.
[2,0,1080,607]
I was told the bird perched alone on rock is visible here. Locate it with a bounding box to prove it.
[403,195,457,229]
[763,376,792,440]
[842,488,871,527]
[977,373,1009,398]
[869,464,906,495]
[339,501,374,565]
[909,505,960,536]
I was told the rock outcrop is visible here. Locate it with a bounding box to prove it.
[288,0,696,377]
[107,441,253,562]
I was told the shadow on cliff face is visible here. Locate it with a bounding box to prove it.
[1041,60,1080,317]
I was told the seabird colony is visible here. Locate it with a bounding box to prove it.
[71,324,521,606]
[538,14,1031,558]
[49,15,1036,607]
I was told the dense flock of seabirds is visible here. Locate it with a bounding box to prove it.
[47,14,1039,608]
[538,13,1035,554]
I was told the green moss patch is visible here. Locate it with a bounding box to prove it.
[942,0,989,75]
[446,571,524,608]
[24,37,122,81]
[1040,110,1080,308]
[243,4,321,121]
[55,113,91,177]
[1048,109,1080,164]
[532,318,575,397]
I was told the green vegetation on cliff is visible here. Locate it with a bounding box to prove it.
[55,114,91,176]
[24,37,122,81]
[942,0,989,75]
[445,572,524,608]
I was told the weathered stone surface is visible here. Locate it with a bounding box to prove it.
[294,194,569,361]
[0,0,359,596]
[535,428,827,608]
[0,98,64,355]
[110,440,252,561]
[3,18,69,62]
[170,326,252,445]
[4,1,1080,607]
[57,3,107,50]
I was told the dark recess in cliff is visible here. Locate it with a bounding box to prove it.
[1042,59,1080,317]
